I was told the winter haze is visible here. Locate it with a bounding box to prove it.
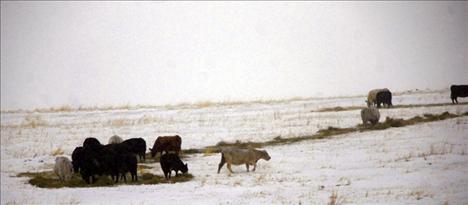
[1,1,467,110]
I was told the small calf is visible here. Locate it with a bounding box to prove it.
[160,153,188,180]
[54,156,74,181]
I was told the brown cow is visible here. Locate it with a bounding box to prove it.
[149,135,182,157]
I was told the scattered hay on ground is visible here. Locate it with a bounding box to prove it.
[17,171,193,189]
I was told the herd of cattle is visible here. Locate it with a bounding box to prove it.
[54,134,270,184]
[360,85,468,125]
[53,85,467,184]
[53,135,188,184]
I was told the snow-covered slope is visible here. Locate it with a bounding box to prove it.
[1,91,467,204]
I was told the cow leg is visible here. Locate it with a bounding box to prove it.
[218,155,226,174]
[175,170,179,177]
[252,163,257,172]
[246,164,249,172]
[227,163,234,174]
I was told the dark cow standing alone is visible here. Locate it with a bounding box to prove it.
[375,89,392,108]
[450,85,468,104]
[160,153,188,179]
[121,138,147,161]
[150,135,182,157]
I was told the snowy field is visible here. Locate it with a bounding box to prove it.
[1,90,468,204]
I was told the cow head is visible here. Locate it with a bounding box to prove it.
[261,150,271,161]
[149,148,156,158]
[181,163,188,174]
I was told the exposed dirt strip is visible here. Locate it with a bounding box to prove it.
[311,102,468,112]
[183,111,468,154]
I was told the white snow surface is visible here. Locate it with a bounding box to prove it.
[1,91,468,204]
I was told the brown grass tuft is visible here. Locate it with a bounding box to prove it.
[328,190,339,205]
[51,148,64,156]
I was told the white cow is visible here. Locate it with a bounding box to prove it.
[361,107,380,125]
[217,147,271,174]
[54,156,74,181]
[108,135,123,144]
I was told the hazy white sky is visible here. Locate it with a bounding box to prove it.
[1,1,467,110]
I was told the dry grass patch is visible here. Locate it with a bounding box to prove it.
[17,171,193,189]
[138,115,154,124]
[315,106,365,112]
[328,190,340,205]
[203,147,217,156]
[185,112,466,157]
[108,118,137,126]
[33,105,73,113]
[51,148,64,156]
[317,126,356,137]
[409,190,433,200]
[312,102,468,113]
[22,115,47,128]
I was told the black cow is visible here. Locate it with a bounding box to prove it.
[450,85,468,104]
[83,137,102,150]
[119,152,138,182]
[121,138,147,161]
[160,153,188,180]
[71,146,83,173]
[78,142,138,184]
[100,143,138,183]
[79,146,102,184]
[375,90,392,108]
